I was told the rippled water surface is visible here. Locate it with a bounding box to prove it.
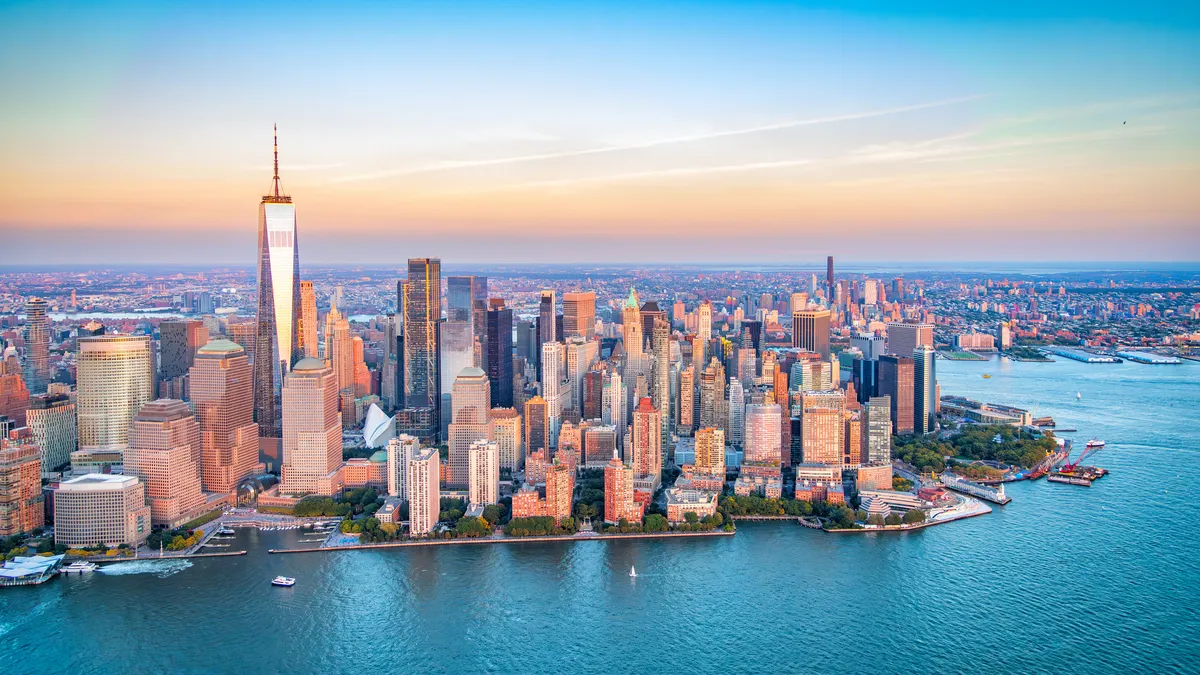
[1,358,1197,674]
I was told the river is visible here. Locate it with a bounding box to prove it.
[1,357,1197,674]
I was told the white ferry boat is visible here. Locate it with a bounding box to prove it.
[63,561,99,574]
[271,576,296,587]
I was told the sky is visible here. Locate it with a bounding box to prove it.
[1,0,1198,265]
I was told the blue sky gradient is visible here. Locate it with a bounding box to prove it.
[1,1,1197,263]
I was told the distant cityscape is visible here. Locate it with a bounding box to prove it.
[1,139,1198,582]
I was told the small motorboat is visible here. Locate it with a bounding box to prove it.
[981,374,991,379]
[1086,439,1105,449]
[271,576,296,587]
[629,565,637,578]
[63,561,99,574]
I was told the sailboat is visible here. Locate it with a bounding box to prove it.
[629,565,637,578]
[1077,392,1082,400]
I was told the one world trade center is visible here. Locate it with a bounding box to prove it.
[253,126,301,438]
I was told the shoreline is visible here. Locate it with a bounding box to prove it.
[268,529,734,553]
[268,503,992,554]
[75,550,249,563]
[825,505,990,534]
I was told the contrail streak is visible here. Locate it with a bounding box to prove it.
[331,94,984,183]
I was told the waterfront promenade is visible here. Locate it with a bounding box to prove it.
[270,528,734,554]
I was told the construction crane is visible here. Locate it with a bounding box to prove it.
[1062,442,1104,473]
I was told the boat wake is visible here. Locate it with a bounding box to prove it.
[97,559,193,578]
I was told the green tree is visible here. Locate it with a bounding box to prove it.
[684,511,699,524]
[902,509,926,524]
[643,514,669,532]
[827,506,856,530]
[454,516,490,538]
[481,504,506,528]
[884,513,902,526]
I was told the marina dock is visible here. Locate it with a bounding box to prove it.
[1115,351,1182,364]
[1044,347,1120,363]
[939,473,1012,504]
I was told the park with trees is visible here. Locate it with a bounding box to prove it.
[893,424,1056,474]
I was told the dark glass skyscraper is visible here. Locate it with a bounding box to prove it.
[913,345,937,434]
[159,320,208,382]
[538,290,556,345]
[404,258,441,438]
[878,354,914,435]
[486,300,514,408]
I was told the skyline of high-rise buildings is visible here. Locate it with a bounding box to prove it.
[0,5,1189,669]
[0,122,963,554]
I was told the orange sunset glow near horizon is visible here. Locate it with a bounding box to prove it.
[2,2,1198,264]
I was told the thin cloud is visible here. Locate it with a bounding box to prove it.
[843,126,1170,165]
[423,125,1168,195]
[483,159,819,192]
[330,94,985,183]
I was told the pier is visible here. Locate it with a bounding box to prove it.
[939,473,1012,504]
[1044,347,1120,363]
[1115,351,1182,364]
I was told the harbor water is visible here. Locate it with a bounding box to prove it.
[1,358,1197,674]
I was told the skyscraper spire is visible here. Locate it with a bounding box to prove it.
[263,124,291,203]
[272,123,281,199]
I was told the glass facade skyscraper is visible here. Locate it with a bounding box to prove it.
[913,345,937,435]
[404,258,442,440]
[22,297,50,394]
[487,300,514,408]
[253,128,300,438]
